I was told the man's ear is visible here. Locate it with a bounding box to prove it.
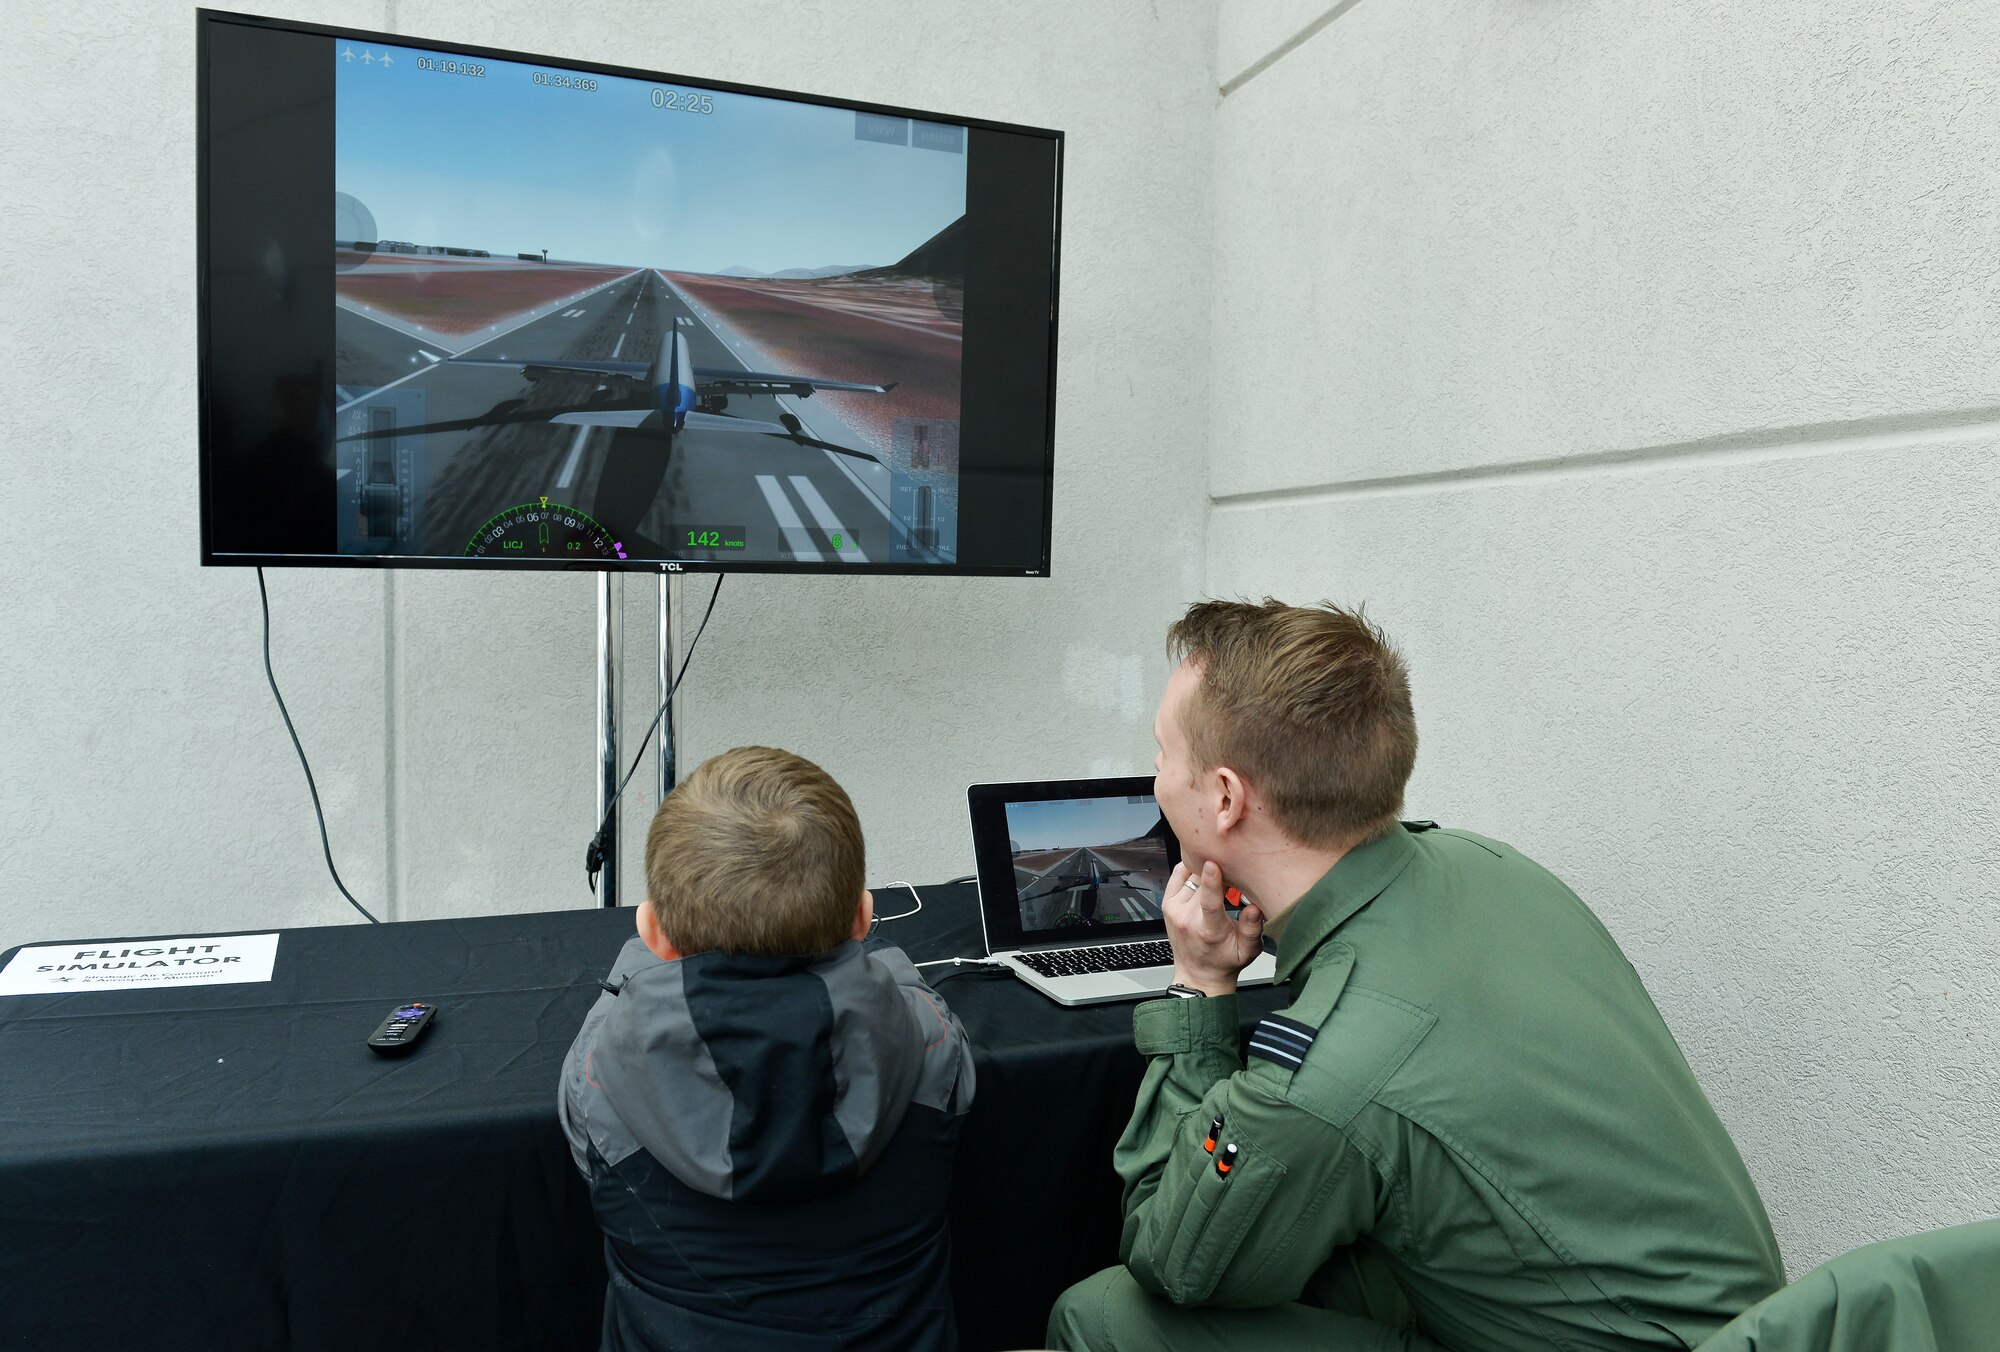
[850,889,874,943]
[1212,765,1251,835]
[636,901,683,962]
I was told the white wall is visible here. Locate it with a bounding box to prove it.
[1211,0,1999,1275]
[0,0,1217,947]
[6,0,1993,1288]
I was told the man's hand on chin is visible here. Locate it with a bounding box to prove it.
[1161,859,1265,996]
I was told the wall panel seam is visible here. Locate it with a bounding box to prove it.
[1211,405,2000,507]
[1220,0,1366,98]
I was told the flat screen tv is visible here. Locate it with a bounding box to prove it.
[197,10,1061,574]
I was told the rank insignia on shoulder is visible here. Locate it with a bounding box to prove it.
[1247,1013,1317,1069]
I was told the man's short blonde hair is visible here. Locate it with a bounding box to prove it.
[644,746,865,956]
[1167,599,1418,849]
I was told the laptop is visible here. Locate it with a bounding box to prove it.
[967,776,1277,1006]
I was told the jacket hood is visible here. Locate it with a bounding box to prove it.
[583,936,934,1203]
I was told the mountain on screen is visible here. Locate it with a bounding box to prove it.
[717,263,877,279]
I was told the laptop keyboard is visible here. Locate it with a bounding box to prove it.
[1018,939,1176,978]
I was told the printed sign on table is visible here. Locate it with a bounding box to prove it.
[0,934,281,996]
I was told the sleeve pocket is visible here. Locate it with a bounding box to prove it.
[1158,1139,1288,1305]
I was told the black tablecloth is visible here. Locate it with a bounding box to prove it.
[0,886,1285,1351]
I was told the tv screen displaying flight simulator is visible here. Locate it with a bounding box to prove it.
[198,11,1061,574]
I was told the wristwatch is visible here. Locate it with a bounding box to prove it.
[1165,983,1208,999]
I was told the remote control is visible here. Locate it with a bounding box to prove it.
[367,1001,437,1054]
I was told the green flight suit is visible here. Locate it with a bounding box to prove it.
[1048,824,1785,1352]
[1694,1218,2000,1352]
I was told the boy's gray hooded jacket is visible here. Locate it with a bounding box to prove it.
[560,936,976,1352]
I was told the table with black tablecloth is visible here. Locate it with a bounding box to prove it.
[0,884,1284,1351]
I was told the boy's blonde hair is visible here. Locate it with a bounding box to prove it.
[644,746,865,956]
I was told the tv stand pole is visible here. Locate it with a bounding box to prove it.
[595,573,682,910]
[596,574,621,908]
[658,573,681,800]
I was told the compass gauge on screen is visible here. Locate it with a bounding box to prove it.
[463,499,624,559]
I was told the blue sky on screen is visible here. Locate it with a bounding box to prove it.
[1005,798,1163,854]
[334,43,966,273]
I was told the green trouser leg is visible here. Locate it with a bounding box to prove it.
[1047,1265,1448,1352]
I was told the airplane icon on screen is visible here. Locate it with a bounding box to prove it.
[338,320,894,464]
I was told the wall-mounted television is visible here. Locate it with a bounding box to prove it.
[197,10,1061,574]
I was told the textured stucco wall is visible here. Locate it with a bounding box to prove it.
[1211,0,1999,1277]
[6,0,1992,1290]
[0,0,1217,948]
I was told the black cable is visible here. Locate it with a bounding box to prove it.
[586,574,724,892]
[926,964,1015,990]
[257,568,380,924]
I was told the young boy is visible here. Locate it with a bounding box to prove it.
[560,746,976,1352]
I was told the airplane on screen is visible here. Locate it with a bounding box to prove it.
[1019,855,1147,927]
[337,321,893,464]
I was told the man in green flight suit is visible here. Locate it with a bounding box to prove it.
[1048,599,1785,1352]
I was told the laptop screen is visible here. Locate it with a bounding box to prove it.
[969,777,1181,953]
